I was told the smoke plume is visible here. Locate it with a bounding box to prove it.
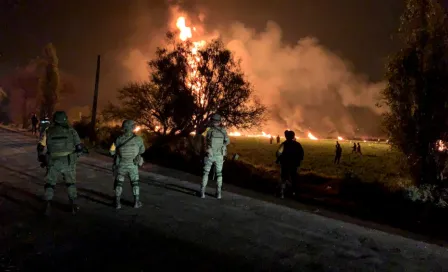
[118,5,386,137]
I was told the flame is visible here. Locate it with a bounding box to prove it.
[229,132,242,136]
[337,136,343,141]
[437,140,447,152]
[134,126,141,132]
[307,132,318,140]
[175,16,206,106]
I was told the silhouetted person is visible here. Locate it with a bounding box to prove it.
[357,143,362,155]
[276,135,280,144]
[334,141,342,164]
[31,113,38,135]
[351,143,357,153]
[276,130,304,198]
[270,136,273,144]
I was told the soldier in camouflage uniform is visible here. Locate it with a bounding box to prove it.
[200,114,230,199]
[37,111,83,215]
[109,120,145,209]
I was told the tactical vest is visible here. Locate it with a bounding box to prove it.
[117,134,140,163]
[207,127,226,156]
[46,126,75,156]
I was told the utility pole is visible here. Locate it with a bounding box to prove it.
[90,55,101,143]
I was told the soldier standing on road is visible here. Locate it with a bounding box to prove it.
[270,136,273,144]
[37,111,84,216]
[276,135,280,144]
[334,141,342,164]
[109,120,145,209]
[200,114,230,199]
[276,130,304,198]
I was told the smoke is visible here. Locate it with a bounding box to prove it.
[117,5,386,137]
[222,22,386,137]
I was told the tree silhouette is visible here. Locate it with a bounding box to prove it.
[37,43,60,118]
[381,0,448,185]
[105,32,266,137]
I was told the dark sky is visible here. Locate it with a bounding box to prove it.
[0,0,404,106]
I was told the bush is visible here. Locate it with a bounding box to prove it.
[73,117,91,139]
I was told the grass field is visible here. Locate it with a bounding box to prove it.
[227,137,412,188]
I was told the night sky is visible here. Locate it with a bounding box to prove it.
[0,0,404,107]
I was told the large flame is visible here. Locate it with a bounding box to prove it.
[437,140,447,152]
[308,132,318,140]
[175,16,206,106]
[337,136,343,141]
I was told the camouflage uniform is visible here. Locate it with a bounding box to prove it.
[37,111,83,215]
[109,120,145,209]
[200,114,230,199]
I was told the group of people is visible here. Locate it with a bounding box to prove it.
[31,113,50,137]
[35,111,308,216]
[37,111,146,215]
[333,141,363,164]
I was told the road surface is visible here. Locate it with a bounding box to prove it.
[0,129,447,271]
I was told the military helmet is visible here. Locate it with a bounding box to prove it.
[53,111,68,124]
[122,119,135,132]
[211,114,221,122]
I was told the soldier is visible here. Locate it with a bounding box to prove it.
[39,115,50,138]
[276,135,280,144]
[334,141,342,164]
[276,130,304,198]
[270,136,273,144]
[109,120,145,209]
[200,114,230,199]
[37,111,84,215]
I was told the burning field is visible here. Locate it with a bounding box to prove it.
[224,136,409,186]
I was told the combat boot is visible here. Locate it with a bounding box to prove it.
[43,201,51,216]
[216,188,222,199]
[115,196,121,209]
[199,186,206,198]
[133,195,142,208]
[70,199,79,215]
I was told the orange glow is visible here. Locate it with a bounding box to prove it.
[175,16,206,106]
[437,140,447,152]
[307,132,318,140]
[337,136,343,141]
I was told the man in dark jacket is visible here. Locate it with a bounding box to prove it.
[276,130,304,198]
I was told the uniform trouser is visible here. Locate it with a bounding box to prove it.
[202,155,224,190]
[280,164,299,192]
[31,124,37,134]
[114,163,140,197]
[45,156,77,201]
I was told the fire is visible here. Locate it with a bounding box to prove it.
[308,132,318,140]
[134,126,141,132]
[437,140,447,152]
[337,136,343,141]
[229,132,242,136]
[175,16,206,106]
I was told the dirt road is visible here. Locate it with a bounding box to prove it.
[0,129,447,271]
